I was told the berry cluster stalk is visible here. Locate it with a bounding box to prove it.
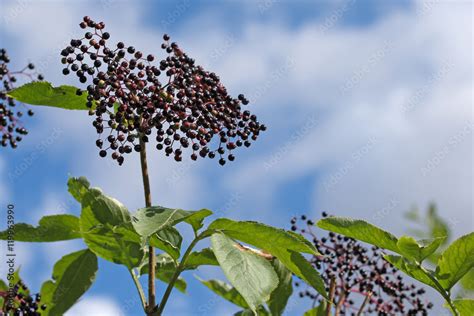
[139,138,156,314]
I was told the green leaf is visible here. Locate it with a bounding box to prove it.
[460,269,474,291]
[268,259,293,316]
[2,269,26,294]
[211,233,278,314]
[234,307,270,316]
[185,248,219,269]
[287,250,327,299]
[208,219,319,255]
[139,253,187,293]
[317,217,400,253]
[40,249,97,316]
[80,187,131,226]
[208,219,326,298]
[149,226,182,260]
[80,187,144,269]
[7,82,89,110]
[67,176,90,202]
[397,236,446,263]
[436,232,474,290]
[304,302,327,316]
[132,207,211,239]
[449,299,474,316]
[198,278,249,308]
[0,279,7,291]
[82,223,144,270]
[404,208,420,222]
[0,215,81,242]
[185,209,213,234]
[427,204,450,240]
[384,255,442,292]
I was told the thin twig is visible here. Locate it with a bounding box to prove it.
[139,137,156,315]
[155,234,204,315]
[326,276,336,316]
[356,292,372,316]
[130,270,147,311]
[335,290,346,316]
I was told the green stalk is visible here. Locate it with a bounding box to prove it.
[130,270,147,311]
[416,262,459,316]
[155,233,205,315]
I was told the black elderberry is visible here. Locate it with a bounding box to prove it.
[1,49,43,149]
[2,279,47,315]
[290,213,432,315]
[61,17,266,166]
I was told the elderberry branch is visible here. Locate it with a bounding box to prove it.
[291,213,433,315]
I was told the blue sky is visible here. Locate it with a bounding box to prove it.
[0,0,472,315]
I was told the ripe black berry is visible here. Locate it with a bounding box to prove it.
[1,49,43,149]
[2,279,47,314]
[290,213,432,315]
[61,17,266,166]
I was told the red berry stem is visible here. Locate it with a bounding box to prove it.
[357,292,373,316]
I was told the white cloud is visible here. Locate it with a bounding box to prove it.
[66,296,122,316]
[0,1,472,314]
[198,0,473,235]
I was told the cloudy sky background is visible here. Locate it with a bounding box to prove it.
[0,0,472,315]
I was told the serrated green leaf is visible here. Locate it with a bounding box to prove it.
[448,299,474,316]
[234,307,270,316]
[211,233,279,314]
[208,219,326,298]
[81,187,131,226]
[287,250,327,299]
[82,223,144,270]
[7,82,89,110]
[304,302,327,316]
[460,269,474,291]
[198,278,249,308]
[268,259,293,316]
[317,217,400,253]
[185,208,213,233]
[132,207,211,239]
[149,226,182,260]
[67,176,90,202]
[79,185,144,269]
[436,232,474,290]
[397,236,446,263]
[208,219,319,255]
[40,249,97,316]
[0,215,81,242]
[185,248,219,269]
[384,255,442,292]
[139,253,187,293]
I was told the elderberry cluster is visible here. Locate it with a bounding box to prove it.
[1,279,47,316]
[290,213,433,316]
[61,16,266,165]
[0,49,43,149]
